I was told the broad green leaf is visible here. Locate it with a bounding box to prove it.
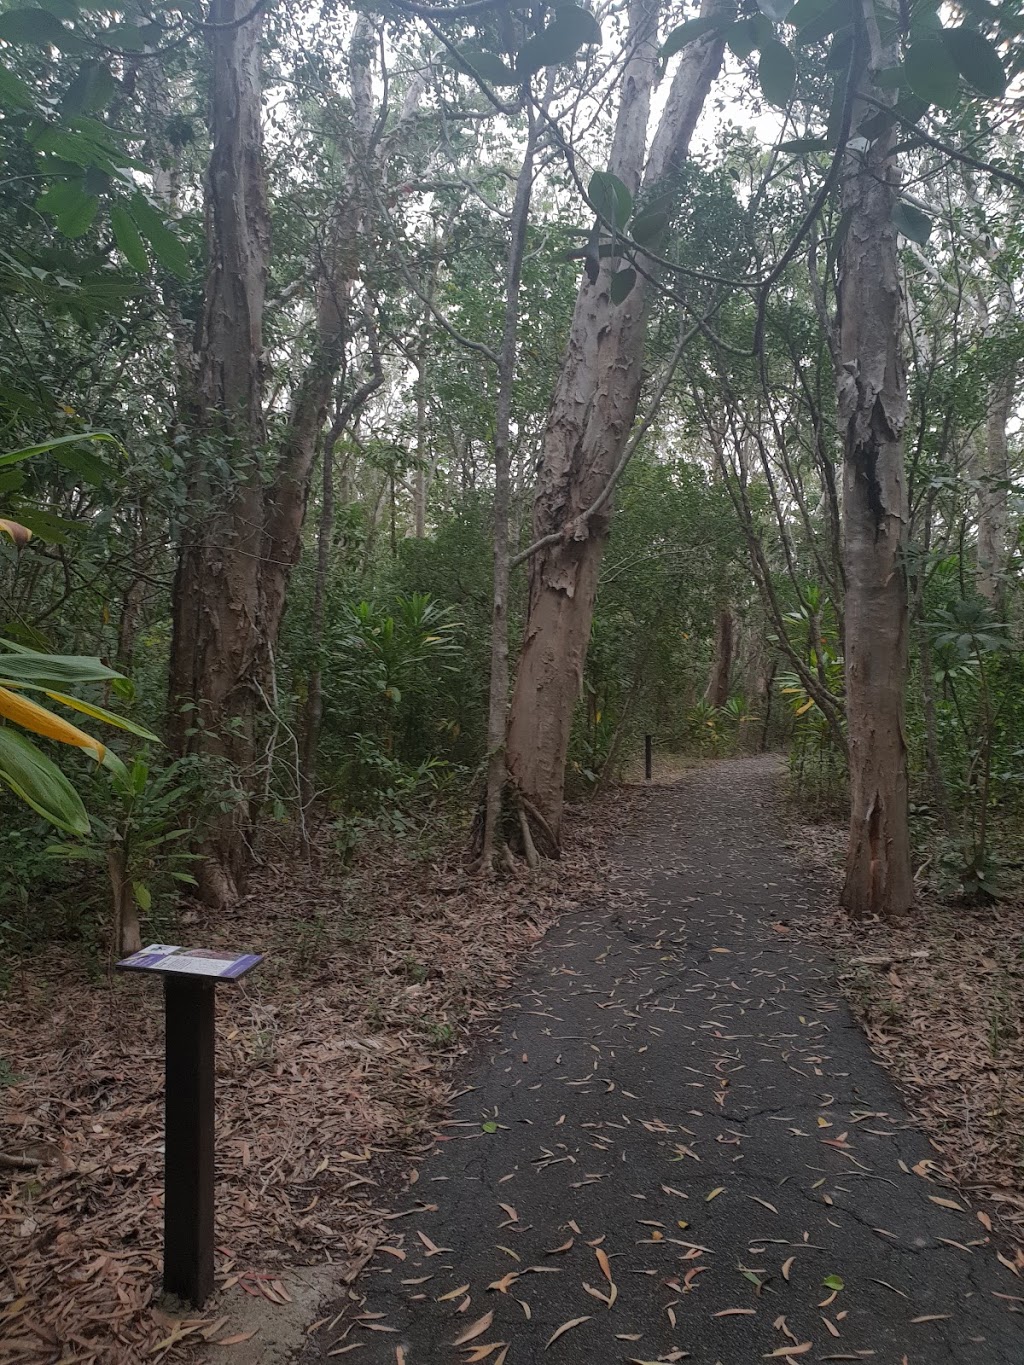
[941,26,1006,98]
[588,170,632,229]
[60,60,116,114]
[0,645,123,687]
[904,38,960,108]
[0,60,36,110]
[0,433,118,470]
[481,1121,498,1133]
[54,445,116,486]
[452,47,518,85]
[58,191,99,239]
[517,5,601,76]
[110,204,149,271]
[132,880,152,912]
[728,16,760,58]
[129,192,189,278]
[0,6,84,50]
[610,266,637,303]
[0,726,90,835]
[786,0,833,28]
[794,0,845,45]
[630,208,669,244]
[822,1273,845,1291]
[891,198,933,244]
[661,14,723,58]
[43,690,159,742]
[6,505,77,543]
[757,0,795,20]
[758,39,796,105]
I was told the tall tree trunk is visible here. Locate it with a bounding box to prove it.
[505,0,730,846]
[704,607,734,708]
[837,3,913,918]
[478,106,540,870]
[167,0,271,909]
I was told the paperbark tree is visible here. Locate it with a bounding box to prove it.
[836,1,914,918]
[505,0,731,848]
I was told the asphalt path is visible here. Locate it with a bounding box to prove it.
[309,756,1023,1364]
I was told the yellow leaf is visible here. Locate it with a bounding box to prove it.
[0,518,31,546]
[0,685,105,762]
[437,1283,470,1302]
[764,1344,812,1357]
[795,698,815,716]
[706,1187,725,1202]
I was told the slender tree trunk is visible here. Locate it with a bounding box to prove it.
[837,5,913,918]
[704,607,734,708]
[505,0,730,846]
[299,432,336,819]
[977,366,1015,605]
[108,845,141,956]
[479,107,540,869]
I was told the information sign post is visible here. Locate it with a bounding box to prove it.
[116,944,262,1307]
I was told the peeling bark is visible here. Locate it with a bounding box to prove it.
[505,0,731,845]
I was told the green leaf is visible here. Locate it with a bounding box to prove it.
[610,266,637,303]
[54,446,117,485]
[452,47,518,85]
[129,193,189,278]
[7,506,78,543]
[588,170,632,229]
[0,645,123,688]
[661,14,723,58]
[727,16,759,58]
[110,203,149,272]
[0,726,90,835]
[481,1121,498,1133]
[58,191,99,239]
[904,38,961,108]
[758,39,796,105]
[891,198,933,244]
[61,60,116,114]
[786,0,833,28]
[941,26,1006,98]
[0,60,37,111]
[0,6,84,50]
[794,0,845,45]
[629,208,669,244]
[757,0,794,20]
[132,880,152,912]
[517,5,601,77]
[0,431,120,470]
[779,136,829,152]
[822,1273,845,1291]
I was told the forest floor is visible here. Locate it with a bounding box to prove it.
[0,794,625,1364]
[2,756,1023,1364]
[300,755,1024,1365]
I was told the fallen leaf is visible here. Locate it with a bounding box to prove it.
[438,1284,471,1301]
[714,1308,755,1317]
[928,1196,965,1213]
[781,1257,795,1282]
[545,1316,590,1347]
[452,1312,494,1346]
[706,1187,725,1202]
[764,1345,812,1358]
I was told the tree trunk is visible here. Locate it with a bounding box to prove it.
[167,16,392,905]
[167,0,271,909]
[478,106,540,869]
[704,607,734,708]
[837,6,913,919]
[505,0,730,846]
[977,365,1015,605]
[108,845,141,956]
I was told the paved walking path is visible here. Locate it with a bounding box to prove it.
[310,757,1022,1364]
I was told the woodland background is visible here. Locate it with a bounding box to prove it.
[1,0,1024,1355]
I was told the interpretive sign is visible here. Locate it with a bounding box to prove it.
[117,942,262,1308]
[118,943,262,980]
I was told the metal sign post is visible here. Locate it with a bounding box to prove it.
[117,944,263,1307]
